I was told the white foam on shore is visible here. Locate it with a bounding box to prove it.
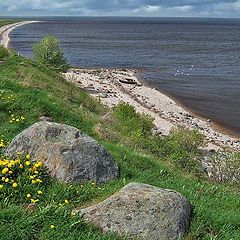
[0,21,40,48]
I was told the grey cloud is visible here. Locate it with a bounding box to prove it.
[0,0,239,17]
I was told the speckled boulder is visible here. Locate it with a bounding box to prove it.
[5,121,119,184]
[74,182,191,240]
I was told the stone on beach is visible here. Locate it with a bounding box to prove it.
[74,182,191,240]
[5,121,119,184]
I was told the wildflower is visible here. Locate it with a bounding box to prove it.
[12,183,17,188]
[25,161,31,166]
[31,180,36,184]
[36,179,42,183]
[64,199,69,204]
[50,225,55,229]
[7,163,12,168]
[25,154,31,160]
[2,167,9,174]
[30,199,39,203]
[37,190,43,195]
[27,194,31,198]
[19,164,23,169]
[2,177,5,181]
[9,171,13,174]
[0,185,3,190]
[5,178,9,183]
[35,161,43,167]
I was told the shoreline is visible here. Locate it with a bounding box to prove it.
[65,68,240,151]
[1,21,239,151]
[0,21,40,48]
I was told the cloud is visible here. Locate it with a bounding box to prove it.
[0,0,239,17]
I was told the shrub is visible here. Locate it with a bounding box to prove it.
[0,45,9,60]
[114,102,154,136]
[33,35,70,72]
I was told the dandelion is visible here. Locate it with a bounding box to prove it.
[2,177,5,181]
[5,178,9,183]
[12,183,17,188]
[64,199,69,204]
[37,190,43,195]
[25,161,31,166]
[2,167,9,174]
[50,225,55,229]
[25,154,31,160]
[27,194,31,198]
[31,180,36,184]
[0,185,3,190]
[31,199,39,204]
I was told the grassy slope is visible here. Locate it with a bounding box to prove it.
[0,53,240,239]
[0,20,18,28]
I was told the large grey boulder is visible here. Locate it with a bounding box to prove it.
[5,121,119,184]
[74,182,191,240]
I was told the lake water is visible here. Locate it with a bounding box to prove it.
[10,17,240,136]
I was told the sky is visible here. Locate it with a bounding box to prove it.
[0,0,240,18]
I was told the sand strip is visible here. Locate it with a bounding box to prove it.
[0,21,40,48]
[65,69,240,151]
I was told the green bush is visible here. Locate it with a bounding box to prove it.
[0,45,9,60]
[113,102,154,138]
[33,35,70,72]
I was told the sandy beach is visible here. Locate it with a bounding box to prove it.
[0,21,40,48]
[65,69,240,151]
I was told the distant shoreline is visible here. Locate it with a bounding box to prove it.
[0,21,40,48]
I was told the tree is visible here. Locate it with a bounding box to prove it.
[33,35,70,72]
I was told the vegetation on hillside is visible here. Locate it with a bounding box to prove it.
[0,20,18,28]
[33,35,70,72]
[0,34,239,239]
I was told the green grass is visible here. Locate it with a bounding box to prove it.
[0,51,240,240]
[0,20,18,28]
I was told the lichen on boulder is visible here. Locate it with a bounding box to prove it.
[74,182,191,240]
[5,121,119,184]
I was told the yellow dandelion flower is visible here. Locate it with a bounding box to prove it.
[12,183,17,188]
[2,177,5,181]
[37,190,43,195]
[27,194,31,198]
[2,167,9,174]
[0,185,3,190]
[25,154,31,159]
[25,161,31,166]
[64,199,69,204]
[50,225,55,229]
[31,180,36,184]
[19,164,23,169]
[5,178,9,183]
[36,179,42,183]
[30,199,39,203]
[36,161,43,167]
